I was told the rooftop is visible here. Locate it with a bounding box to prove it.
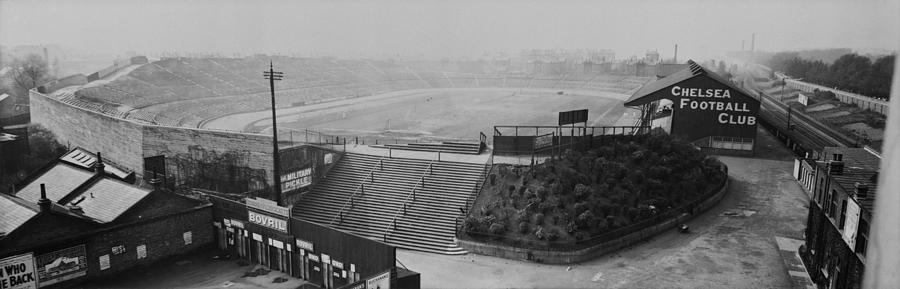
[819,146,881,171]
[624,60,758,107]
[72,178,152,223]
[60,147,133,180]
[14,147,152,224]
[0,194,38,238]
[16,163,94,203]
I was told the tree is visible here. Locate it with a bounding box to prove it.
[10,54,50,96]
[0,124,67,191]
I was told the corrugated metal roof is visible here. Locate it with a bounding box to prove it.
[73,179,151,223]
[0,194,38,237]
[624,60,758,106]
[15,163,94,203]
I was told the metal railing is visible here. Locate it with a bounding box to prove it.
[455,152,494,234]
[330,156,386,225]
[381,160,436,241]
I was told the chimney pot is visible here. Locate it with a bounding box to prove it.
[38,184,52,213]
[855,182,869,199]
[94,152,105,174]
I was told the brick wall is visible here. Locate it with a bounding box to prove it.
[29,91,144,174]
[85,205,214,277]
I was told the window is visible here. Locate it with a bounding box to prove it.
[856,218,869,255]
[839,199,847,229]
[829,190,838,219]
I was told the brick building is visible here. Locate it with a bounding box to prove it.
[0,147,212,288]
[795,147,881,289]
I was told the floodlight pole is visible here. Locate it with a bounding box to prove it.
[264,62,284,206]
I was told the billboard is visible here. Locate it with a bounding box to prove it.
[842,198,861,249]
[798,93,808,106]
[666,77,760,143]
[35,245,88,287]
[366,270,391,289]
[558,109,588,126]
[281,167,312,193]
[0,253,37,289]
[34,245,87,287]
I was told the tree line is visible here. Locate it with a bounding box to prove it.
[767,52,894,100]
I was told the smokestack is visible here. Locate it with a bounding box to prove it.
[751,33,756,52]
[674,44,678,63]
[94,152,105,175]
[38,184,52,213]
[742,40,745,51]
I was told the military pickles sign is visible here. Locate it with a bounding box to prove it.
[0,253,36,289]
[671,86,756,126]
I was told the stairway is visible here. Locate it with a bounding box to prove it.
[291,153,486,254]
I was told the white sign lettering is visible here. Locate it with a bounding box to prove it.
[296,239,314,252]
[0,253,36,289]
[671,86,731,98]
[248,211,288,232]
[281,168,312,192]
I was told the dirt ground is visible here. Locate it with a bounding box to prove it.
[398,127,810,289]
[77,249,311,289]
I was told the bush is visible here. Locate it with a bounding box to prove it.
[518,221,530,234]
[545,228,560,241]
[538,196,559,213]
[574,231,590,241]
[534,226,546,240]
[489,222,506,235]
[576,210,596,230]
[565,221,577,234]
[533,213,545,225]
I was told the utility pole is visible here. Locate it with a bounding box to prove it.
[264,62,284,206]
[786,104,792,131]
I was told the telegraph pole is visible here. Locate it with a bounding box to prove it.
[264,62,284,206]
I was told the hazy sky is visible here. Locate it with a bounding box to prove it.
[1,0,898,60]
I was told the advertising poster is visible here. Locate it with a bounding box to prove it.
[35,245,88,287]
[366,270,391,289]
[842,199,861,248]
[281,167,313,193]
[0,253,37,289]
[98,255,110,271]
[136,245,147,260]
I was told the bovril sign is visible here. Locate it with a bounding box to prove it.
[672,85,756,126]
[248,211,287,233]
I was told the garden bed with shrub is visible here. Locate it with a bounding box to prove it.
[461,131,726,250]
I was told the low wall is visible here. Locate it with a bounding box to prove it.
[459,177,729,264]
